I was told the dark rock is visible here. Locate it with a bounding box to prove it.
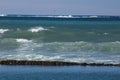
[0,60,120,67]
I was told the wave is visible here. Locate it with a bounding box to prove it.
[47,15,73,18]
[0,54,61,61]
[0,40,120,64]
[10,40,120,54]
[0,14,6,16]
[29,41,120,54]
[16,38,32,43]
[0,29,9,34]
[0,38,32,51]
[0,38,19,51]
[4,14,120,19]
[28,27,48,32]
[0,54,119,64]
[0,40,120,54]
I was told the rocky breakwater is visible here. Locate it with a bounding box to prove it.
[0,60,120,67]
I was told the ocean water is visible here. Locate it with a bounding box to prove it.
[0,16,120,64]
[0,65,120,80]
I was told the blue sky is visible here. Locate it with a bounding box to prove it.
[0,0,120,15]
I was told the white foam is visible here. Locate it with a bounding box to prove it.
[0,54,62,61]
[0,29,9,34]
[56,15,73,18]
[16,39,32,43]
[11,41,120,55]
[103,32,109,35]
[1,54,119,64]
[47,15,73,18]
[89,15,98,18]
[28,27,48,32]
[0,14,6,16]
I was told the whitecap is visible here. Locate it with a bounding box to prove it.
[89,15,98,18]
[56,15,73,18]
[0,54,62,61]
[0,14,6,16]
[103,32,109,35]
[0,29,9,34]
[16,38,32,43]
[47,15,73,18]
[1,54,119,64]
[28,27,48,32]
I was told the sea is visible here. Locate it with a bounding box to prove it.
[0,66,120,80]
[0,15,120,80]
[0,15,120,64]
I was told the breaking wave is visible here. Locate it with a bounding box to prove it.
[1,39,120,54]
[0,39,120,64]
[16,38,32,43]
[24,41,120,54]
[0,54,120,64]
[0,29,9,34]
[28,27,48,32]
[47,15,73,18]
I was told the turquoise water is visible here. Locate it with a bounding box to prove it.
[0,65,120,80]
[0,17,120,64]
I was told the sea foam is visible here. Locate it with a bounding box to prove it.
[47,15,73,18]
[16,39,32,43]
[28,27,48,32]
[0,54,119,64]
[0,54,62,61]
[0,29,9,34]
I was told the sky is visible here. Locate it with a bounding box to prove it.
[0,0,120,15]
